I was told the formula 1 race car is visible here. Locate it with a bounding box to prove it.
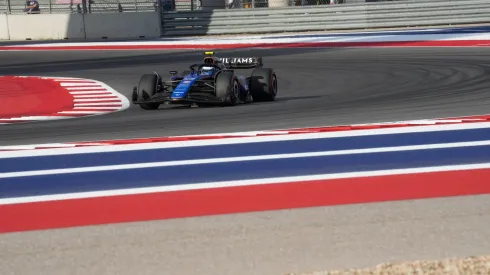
[131,51,278,110]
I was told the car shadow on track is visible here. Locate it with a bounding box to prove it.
[274,95,323,102]
[133,95,325,111]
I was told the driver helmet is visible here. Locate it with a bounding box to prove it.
[204,56,226,70]
[204,56,216,64]
[200,66,215,74]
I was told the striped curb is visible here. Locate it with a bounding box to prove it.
[0,76,130,125]
[1,40,490,51]
[1,114,489,151]
[1,29,490,51]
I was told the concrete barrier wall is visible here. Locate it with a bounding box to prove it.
[0,14,9,40]
[3,12,162,41]
[84,12,161,39]
[7,14,86,40]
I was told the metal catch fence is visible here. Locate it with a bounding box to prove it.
[1,0,490,37]
[0,0,205,13]
[160,0,490,36]
[0,0,404,14]
[1,0,158,13]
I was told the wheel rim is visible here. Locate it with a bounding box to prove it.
[232,81,239,103]
[271,75,277,98]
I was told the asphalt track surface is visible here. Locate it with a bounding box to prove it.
[3,47,490,144]
[1,48,490,275]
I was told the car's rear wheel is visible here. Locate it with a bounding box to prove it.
[250,68,277,102]
[136,74,160,110]
[215,71,239,106]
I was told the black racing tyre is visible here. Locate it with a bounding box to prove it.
[215,71,239,106]
[137,74,160,110]
[250,68,277,102]
[131,86,138,102]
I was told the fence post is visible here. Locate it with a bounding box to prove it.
[157,0,163,31]
[81,0,87,13]
[6,0,11,13]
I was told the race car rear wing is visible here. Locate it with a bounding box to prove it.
[218,57,263,69]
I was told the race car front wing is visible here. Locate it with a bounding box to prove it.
[132,86,227,105]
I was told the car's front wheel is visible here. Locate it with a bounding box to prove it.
[215,71,239,106]
[136,74,160,110]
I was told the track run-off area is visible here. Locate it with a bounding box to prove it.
[1,26,490,275]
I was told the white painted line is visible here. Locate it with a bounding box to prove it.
[60,83,101,87]
[0,146,37,150]
[66,87,105,90]
[0,116,73,121]
[2,120,490,159]
[0,143,105,151]
[49,77,94,80]
[2,162,490,205]
[186,131,288,137]
[73,106,121,110]
[2,140,488,179]
[76,78,129,112]
[74,102,124,106]
[33,144,79,148]
[69,91,110,95]
[2,31,490,49]
[350,119,487,126]
[57,111,107,114]
[45,77,88,81]
[73,97,119,102]
[56,80,96,82]
[72,94,118,98]
[0,143,78,150]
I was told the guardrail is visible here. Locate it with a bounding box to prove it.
[0,0,395,14]
[0,0,166,13]
[161,0,490,36]
[1,0,490,39]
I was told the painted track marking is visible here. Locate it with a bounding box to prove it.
[2,140,489,178]
[1,26,490,51]
[2,116,490,154]
[0,76,130,124]
[1,116,490,232]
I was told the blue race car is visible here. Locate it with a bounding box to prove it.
[131,51,278,110]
